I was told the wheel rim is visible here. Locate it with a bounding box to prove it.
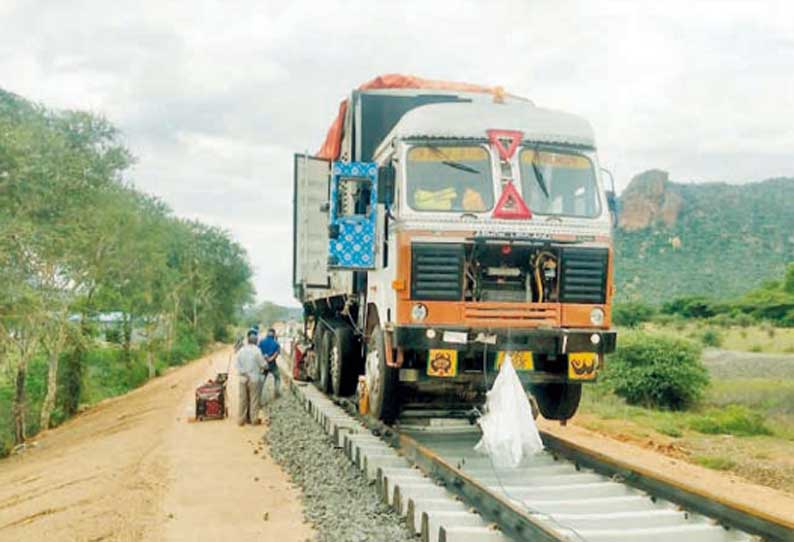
[330,345,340,390]
[366,345,381,408]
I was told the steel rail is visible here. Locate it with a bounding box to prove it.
[539,430,794,542]
[394,431,564,542]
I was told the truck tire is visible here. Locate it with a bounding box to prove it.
[318,327,332,393]
[330,326,359,397]
[365,323,399,423]
[312,326,332,393]
[309,325,324,384]
[530,383,582,421]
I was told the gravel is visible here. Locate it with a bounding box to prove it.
[262,392,418,542]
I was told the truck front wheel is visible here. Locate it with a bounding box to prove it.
[530,383,582,421]
[330,326,358,397]
[365,323,399,423]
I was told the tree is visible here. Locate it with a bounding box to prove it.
[0,87,255,446]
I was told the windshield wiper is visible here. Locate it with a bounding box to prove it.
[442,160,480,174]
[427,146,481,175]
[531,146,550,198]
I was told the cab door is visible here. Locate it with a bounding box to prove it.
[328,161,378,270]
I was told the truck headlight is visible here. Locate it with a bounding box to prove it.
[411,303,428,322]
[590,307,605,326]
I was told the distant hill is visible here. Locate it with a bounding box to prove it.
[615,170,794,304]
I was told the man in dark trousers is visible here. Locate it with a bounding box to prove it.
[258,328,281,400]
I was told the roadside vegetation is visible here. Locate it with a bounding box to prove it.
[583,272,794,493]
[0,89,254,457]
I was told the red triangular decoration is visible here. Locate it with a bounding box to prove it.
[487,129,523,160]
[492,181,532,219]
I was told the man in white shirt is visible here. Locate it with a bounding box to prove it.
[235,329,265,425]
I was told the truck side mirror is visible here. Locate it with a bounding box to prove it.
[377,163,395,206]
[606,190,618,220]
[601,168,619,226]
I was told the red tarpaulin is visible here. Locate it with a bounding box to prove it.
[316,74,505,160]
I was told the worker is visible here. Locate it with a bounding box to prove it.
[258,328,281,401]
[235,329,265,425]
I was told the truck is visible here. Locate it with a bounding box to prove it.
[292,74,617,423]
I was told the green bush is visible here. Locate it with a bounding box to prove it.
[689,405,772,436]
[700,328,723,347]
[734,313,755,327]
[0,438,10,458]
[613,302,656,327]
[661,296,717,319]
[169,327,202,365]
[604,331,709,410]
[105,325,123,344]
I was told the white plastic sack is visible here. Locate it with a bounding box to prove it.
[474,354,544,468]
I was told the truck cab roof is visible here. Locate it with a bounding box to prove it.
[375,100,595,158]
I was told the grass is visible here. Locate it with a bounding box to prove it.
[580,334,794,491]
[640,322,794,354]
[694,455,737,471]
[687,405,772,436]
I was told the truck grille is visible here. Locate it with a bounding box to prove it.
[463,303,558,326]
[411,243,463,301]
[560,247,608,303]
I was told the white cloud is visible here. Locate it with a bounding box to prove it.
[1,0,793,304]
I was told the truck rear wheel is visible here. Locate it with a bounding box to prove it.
[318,327,332,393]
[330,326,358,397]
[530,383,582,421]
[309,325,324,385]
[365,323,399,423]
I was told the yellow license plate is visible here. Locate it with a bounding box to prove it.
[496,351,534,371]
[568,352,598,380]
[427,349,458,377]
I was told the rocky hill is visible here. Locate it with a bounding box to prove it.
[615,171,794,303]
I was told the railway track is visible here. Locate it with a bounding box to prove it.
[285,378,793,542]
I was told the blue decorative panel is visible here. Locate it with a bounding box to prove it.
[328,161,378,270]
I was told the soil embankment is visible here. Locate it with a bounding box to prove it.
[0,347,313,542]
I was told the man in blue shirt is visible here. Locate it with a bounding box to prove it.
[258,328,281,400]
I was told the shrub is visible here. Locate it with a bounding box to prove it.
[735,313,755,328]
[700,328,723,347]
[105,325,123,344]
[604,331,709,410]
[708,313,735,327]
[689,405,772,436]
[0,437,10,458]
[169,327,202,365]
[661,296,716,319]
[749,344,763,353]
[612,302,656,327]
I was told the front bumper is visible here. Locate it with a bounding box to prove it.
[392,325,616,355]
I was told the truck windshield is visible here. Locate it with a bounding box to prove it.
[406,145,494,212]
[518,148,601,218]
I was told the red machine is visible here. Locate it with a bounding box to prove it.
[292,339,306,380]
[195,373,229,421]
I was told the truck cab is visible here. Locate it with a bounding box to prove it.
[294,84,616,422]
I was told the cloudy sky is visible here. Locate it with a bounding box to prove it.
[2,0,793,305]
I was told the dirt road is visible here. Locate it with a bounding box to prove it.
[0,348,314,542]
